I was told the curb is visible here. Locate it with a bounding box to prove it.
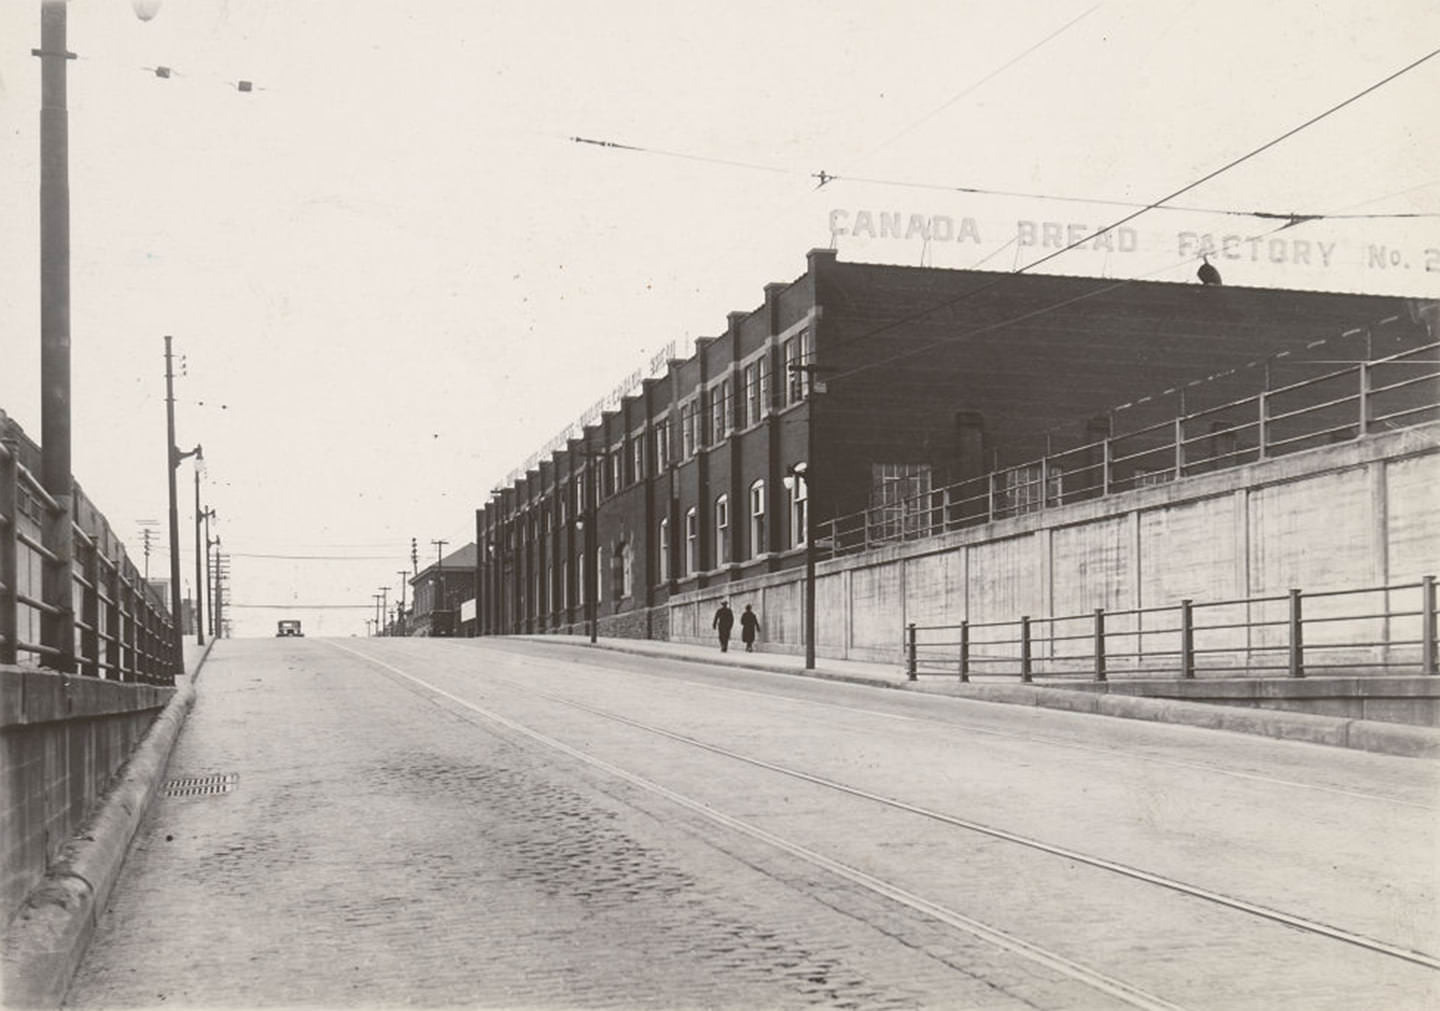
[554,638,1440,760]
[1,645,209,1009]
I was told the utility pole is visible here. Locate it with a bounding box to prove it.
[165,336,199,672]
[212,550,228,639]
[36,1,75,673]
[206,525,219,637]
[411,537,419,577]
[372,593,383,635]
[396,570,409,636]
[377,586,389,635]
[431,539,447,635]
[193,448,206,646]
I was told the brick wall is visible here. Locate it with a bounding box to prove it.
[0,668,171,923]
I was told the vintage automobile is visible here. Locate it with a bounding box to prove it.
[275,619,304,638]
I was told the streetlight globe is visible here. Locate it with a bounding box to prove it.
[132,0,162,22]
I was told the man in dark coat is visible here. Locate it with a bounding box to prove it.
[740,604,760,652]
[712,600,734,652]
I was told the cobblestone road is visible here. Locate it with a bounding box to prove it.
[65,637,1440,1009]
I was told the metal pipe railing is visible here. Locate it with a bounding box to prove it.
[825,341,1438,561]
[1,436,179,684]
[904,576,1439,681]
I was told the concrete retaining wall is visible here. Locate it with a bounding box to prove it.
[0,668,173,928]
[1049,676,1440,726]
[666,425,1440,683]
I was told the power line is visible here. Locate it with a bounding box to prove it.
[845,4,1102,167]
[822,172,1439,222]
[227,552,400,561]
[825,44,1440,386]
[227,603,374,609]
[569,135,791,176]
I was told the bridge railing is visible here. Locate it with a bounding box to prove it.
[903,576,1439,682]
[819,340,1440,560]
[0,437,177,684]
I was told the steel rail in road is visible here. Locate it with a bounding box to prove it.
[331,640,1440,993]
[329,638,1184,1011]
[483,640,1436,812]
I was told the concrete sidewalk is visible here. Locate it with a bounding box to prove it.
[512,633,1440,760]
[2,639,212,1009]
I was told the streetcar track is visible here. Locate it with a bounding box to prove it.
[329,639,1186,1011]
[503,676,1440,973]
[347,639,1440,972]
[478,639,1439,812]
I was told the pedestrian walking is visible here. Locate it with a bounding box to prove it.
[740,604,760,652]
[712,600,734,652]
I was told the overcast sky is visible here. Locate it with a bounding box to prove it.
[2,1,1437,637]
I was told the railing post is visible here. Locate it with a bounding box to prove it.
[1093,608,1107,682]
[0,438,17,666]
[1101,437,1111,497]
[1181,599,1195,678]
[1422,575,1437,677]
[958,620,970,683]
[1173,416,1186,480]
[905,622,917,680]
[1357,361,1370,437]
[1257,390,1268,460]
[987,472,997,523]
[1288,588,1305,678]
[1020,616,1032,683]
[82,536,100,677]
[1039,456,1049,513]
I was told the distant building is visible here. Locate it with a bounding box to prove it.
[409,543,477,637]
[476,249,1434,640]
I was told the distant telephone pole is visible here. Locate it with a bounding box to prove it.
[396,570,408,635]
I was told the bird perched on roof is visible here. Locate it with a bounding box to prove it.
[1197,255,1223,286]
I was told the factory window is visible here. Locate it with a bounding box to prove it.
[685,507,699,575]
[714,494,729,565]
[658,518,670,582]
[655,419,671,471]
[741,357,770,426]
[712,378,732,443]
[609,450,622,496]
[618,542,632,599]
[749,480,766,558]
[788,470,808,548]
[681,401,697,458]
[783,329,813,406]
[632,437,644,483]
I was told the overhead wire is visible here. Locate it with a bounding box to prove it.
[822,43,1440,387]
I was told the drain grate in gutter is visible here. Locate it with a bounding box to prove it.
[162,773,239,798]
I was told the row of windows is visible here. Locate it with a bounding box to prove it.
[678,330,813,461]
[657,474,807,581]
[490,331,814,537]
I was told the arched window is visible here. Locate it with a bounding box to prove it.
[749,480,766,559]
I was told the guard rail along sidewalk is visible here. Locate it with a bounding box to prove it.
[1,433,178,685]
[903,576,1439,682]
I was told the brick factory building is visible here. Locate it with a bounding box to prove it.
[475,249,1433,641]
